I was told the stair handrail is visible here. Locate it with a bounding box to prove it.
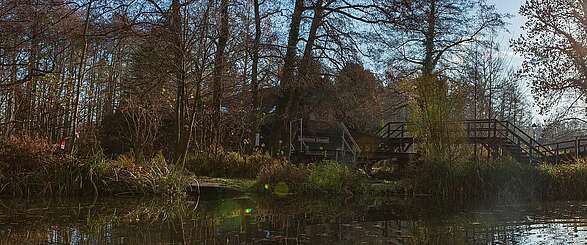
[496,120,555,159]
[482,120,535,157]
[341,136,356,161]
[339,122,361,154]
[376,121,411,138]
[291,128,309,154]
[373,119,563,163]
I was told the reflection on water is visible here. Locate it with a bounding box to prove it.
[1,196,587,244]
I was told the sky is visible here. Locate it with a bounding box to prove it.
[489,0,545,123]
[489,0,526,66]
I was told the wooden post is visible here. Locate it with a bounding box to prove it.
[341,129,345,160]
[556,143,559,164]
[298,119,303,156]
[576,137,579,159]
[493,121,497,138]
[288,120,292,162]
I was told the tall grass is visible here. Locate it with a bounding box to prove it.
[256,160,367,196]
[307,160,366,194]
[539,160,587,200]
[0,135,186,197]
[407,159,587,203]
[257,162,309,195]
[185,148,282,178]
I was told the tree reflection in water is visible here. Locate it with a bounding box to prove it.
[1,197,587,244]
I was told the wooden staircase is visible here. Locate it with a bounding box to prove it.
[288,120,360,163]
[288,119,587,164]
[372,119,562,164]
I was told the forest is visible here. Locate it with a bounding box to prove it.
[2,0,587,202]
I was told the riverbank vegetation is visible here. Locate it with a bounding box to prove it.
[0,133,373,197]
[7,130,587,202]
[0,135,186,197]
[397,159,587,203]
[257,160,367,196]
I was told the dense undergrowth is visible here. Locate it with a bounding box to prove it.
[256,160,367,196]
[406,159,587,203]
[185,148,283,178]
[185,149,369,196]
[0,135,186,197]
[0,135,368,197]
[6,134,587,202]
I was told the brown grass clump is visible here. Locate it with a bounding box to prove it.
[256,160,367,196]
[186,148,283,178]
[0,136,185,197]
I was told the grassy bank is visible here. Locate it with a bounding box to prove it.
[256,160,368,196]
[8,134,587,202]
[0,136,186,197]
[185,150,370,196]
[404,159,587,203]
[0,136,371,197]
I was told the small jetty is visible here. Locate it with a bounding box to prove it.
[186,181,243,199]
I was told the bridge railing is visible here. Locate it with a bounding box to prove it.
[542,137,587,161]
[376,121,409,139]
[376,119,559,163]
[378,120,507,140]
[461,120,556,162]
[494,120,555,161]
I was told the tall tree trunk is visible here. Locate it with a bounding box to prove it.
[249,0,262,151]
[422,0,437,78]
[271,0,304,152]
[212,0,230,149]
[287,0,323,123]
[21,6,40,133]
[170,0,187,165]
[71,0,93,153]
[302,0,323,62]
[6,49,18,137]
[192,0,213,150]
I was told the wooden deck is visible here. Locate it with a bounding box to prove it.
[374,119,587,164]
[288,119,587,164]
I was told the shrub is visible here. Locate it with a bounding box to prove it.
[410,160,541,203]
[257,163,308,195]
[0,134,57,175]
[539,161,587,200]
[256,160,367,196]
[408,159,587,203]
[307,160,367,195]
[0,135,60,196]
[98,152,186,196]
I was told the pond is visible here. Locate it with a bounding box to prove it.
[1,195,587,244]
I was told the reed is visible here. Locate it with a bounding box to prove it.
[0,136,186,197]
[185,147,282,178]
[256,160,367,196]
[408,159,587,203]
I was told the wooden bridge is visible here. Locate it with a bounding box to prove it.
[371,119,587,164]
[288,119,587,164]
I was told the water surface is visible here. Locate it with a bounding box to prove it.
[1,196,587,244]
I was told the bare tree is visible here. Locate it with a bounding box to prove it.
[513,0,587,117]
[374,0,505,79]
